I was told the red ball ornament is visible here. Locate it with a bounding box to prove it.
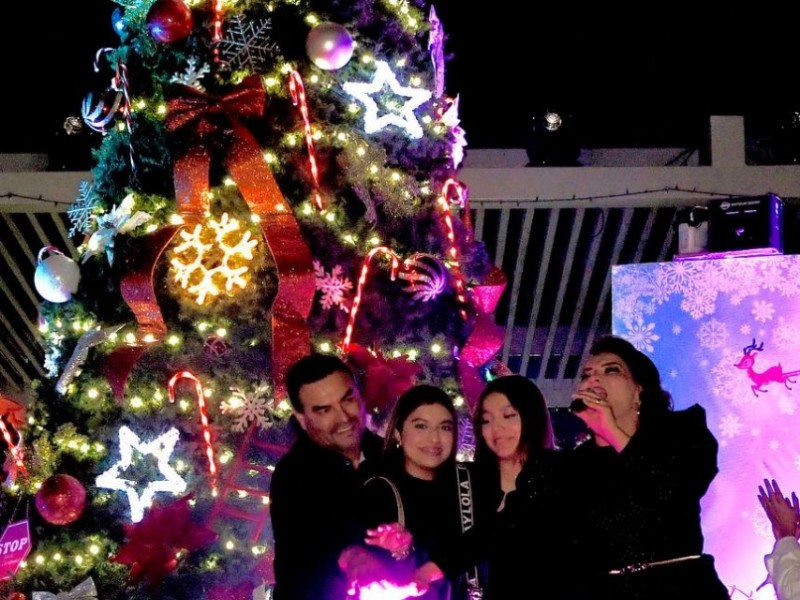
[35,474,87,525]
[146,0,194,43]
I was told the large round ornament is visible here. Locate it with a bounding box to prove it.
[34,246,81,303]
[306,22,354,70]
[146,0,194,44]
[35,474,87,525]
[112,7,126,37]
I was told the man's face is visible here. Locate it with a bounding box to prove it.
[294,370,366,460]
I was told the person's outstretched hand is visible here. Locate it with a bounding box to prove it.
[365,522,413,560]
[758,478,800,541]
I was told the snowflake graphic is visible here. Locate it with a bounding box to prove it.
[622,318,659,352]
[740,324,751,335]
[748,504,772,539]
[751,299,775,322]
[659,262,704,294]
[170,214,258,305]
[772,318,800,349]
[697,318,728,349]
[314,260,353,310]
[672,324,681,335]
[769,439,780,450]
[219,14,277,73]
[680,286,717,319]
[777,394,798,415]
[222,382,276,432]
[67,180,99,236]
[718,413,742,438]
[170,57,211,91]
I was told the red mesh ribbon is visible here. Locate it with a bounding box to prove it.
[459,266,508,413]
[104,76,314,400]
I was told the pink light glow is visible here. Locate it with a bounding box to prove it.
[351,579,422,600]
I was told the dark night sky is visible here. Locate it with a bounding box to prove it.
[4,1,799,154]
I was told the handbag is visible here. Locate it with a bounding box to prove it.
[366,476,405,526]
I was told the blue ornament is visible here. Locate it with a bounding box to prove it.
[111,8,126,37]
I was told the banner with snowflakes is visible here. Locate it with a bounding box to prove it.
[612,255,800,599]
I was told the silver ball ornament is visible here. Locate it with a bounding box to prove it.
[34,247,81,303]
[306,22,354,70]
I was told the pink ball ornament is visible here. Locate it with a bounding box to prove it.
[34,246,81,303]
[35,474,87,525]
[306,22,354,70]
[146,0,194,44]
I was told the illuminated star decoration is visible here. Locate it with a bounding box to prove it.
[343,60,432,139]
[96,426,187,523]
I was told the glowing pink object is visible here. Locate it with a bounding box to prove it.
[353,580,421,600]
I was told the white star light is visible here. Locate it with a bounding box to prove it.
[96,426,187,523]
[343,60,432,139]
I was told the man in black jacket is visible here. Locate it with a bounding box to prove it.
[270,353,384,600]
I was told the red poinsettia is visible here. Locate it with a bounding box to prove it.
[111,494,218,589]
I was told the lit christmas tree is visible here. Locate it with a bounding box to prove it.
[0,0,506,597]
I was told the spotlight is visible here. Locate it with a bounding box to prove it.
[525,110,582,167]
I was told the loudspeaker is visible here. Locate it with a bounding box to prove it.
[707,194,783,254]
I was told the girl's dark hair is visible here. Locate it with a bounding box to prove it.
[383,384,459,470]
[473,375,554,468]
[588,335,673,423]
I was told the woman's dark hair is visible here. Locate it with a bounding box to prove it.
[588,335,673,423]
[473,375,554,468]
[383,384,459,470]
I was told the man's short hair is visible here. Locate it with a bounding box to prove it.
[285,353,354,411]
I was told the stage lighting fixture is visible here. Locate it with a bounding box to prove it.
[525,110,581,167]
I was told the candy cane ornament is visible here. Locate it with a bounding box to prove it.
[0,417,26,480]
[288,69,325,211]
[436,181,469,320]
[168,371,218,494]
[341,247,400,353]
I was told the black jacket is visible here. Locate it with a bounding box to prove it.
[270,429,383,600]
[564,404,729,600]
[471,449,569,600]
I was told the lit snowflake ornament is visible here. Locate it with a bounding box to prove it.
[222,382,276,432]
[169,213,259,305]
[314,260,353,310]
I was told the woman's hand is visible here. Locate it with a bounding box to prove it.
[365,522,413,560]
[758,478,800,541]
[571,387,631,451]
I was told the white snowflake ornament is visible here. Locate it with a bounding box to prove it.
[68,181,100,237]
[222,382,275,432]
[314,260,353,311]
[219,14,277,73]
